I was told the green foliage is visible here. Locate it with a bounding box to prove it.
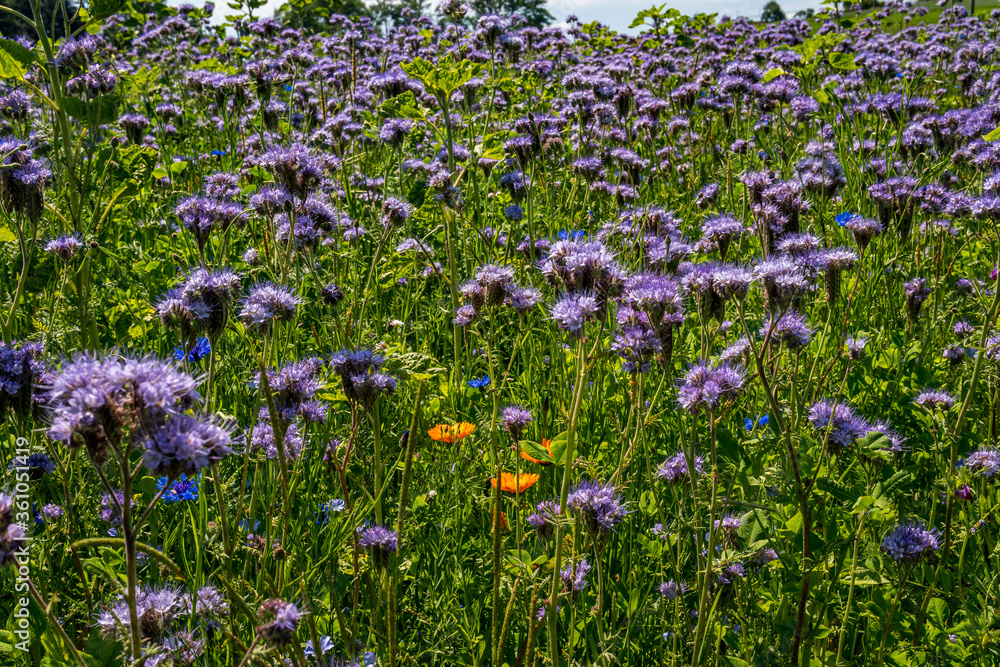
[761,0,786,22]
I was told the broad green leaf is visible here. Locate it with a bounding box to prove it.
[763,67,786,82]
[90,0,127,20]
[63,94,120,126]
[0,226,14,243]
[828,52,858,70]
[401,55,483,98]
[379,90,424,120]
[0,40,36,79]
[985,124,1000,142]
[927,598,949,630]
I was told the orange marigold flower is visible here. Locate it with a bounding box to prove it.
[520,438,554,465]
[491,472,540,494]
[427,422,476,443]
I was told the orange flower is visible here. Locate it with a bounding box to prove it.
[520,438,553,465]
[427,422,476,443]
[491,472,540,494]
[493,508,509,533]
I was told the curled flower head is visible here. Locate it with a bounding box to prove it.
[358,525,398,567]
[913,390,954,412]
[501,405,533,442]
[807,400,870,450]
[881,522,939,564]
[560,558,591,595]
[239,283,298,334]
[677,362,744,414]
[44,234,83,262]
[256,598,300,648]
[964,449,1000,478]
[657,451,704,484]
[567,479,627,533]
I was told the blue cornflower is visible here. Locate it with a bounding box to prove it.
[835,211,859,226]
[468,374,490,389]
[210,149,226,156]
[304,635,335,658]
[744,414,770,431]
[156,474,199,502]
[558,229,585,241]
[173,336,211,363]
[315,499,346,525]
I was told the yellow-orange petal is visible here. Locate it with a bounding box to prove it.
[491,471,541,494]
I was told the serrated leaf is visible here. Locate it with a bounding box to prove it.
[0,39,36,79]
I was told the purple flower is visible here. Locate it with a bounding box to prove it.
[964,449,1000,478]
[677,362,744,414]
[45,353,200,466]
[846,337,868,361]
[44,234,82,262]
[807,400,870,450]
[903,278,931,322]
[750,548,779,567]
[657,451,704,484]
[567,479,627,533]
[239,283,299,333]
[913,390,954,412]
[660,579,686,600]
[762,311,813,351]
[501,405,532,442]
[143,415,232,477]
[550,293,600,336]
[256,598,300,647]
[881,522,939,564]
[527,499,558,541]
[560,558,591,594]
[358,525,398,567]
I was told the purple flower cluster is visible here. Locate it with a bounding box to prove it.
[881,522,940,564]
[566,479,627,533]
[677,362,744,414]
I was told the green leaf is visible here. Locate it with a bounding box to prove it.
[927,598,949,631]
[520,440,555,464]
[379,90,424,121]
[168,160,188,175]
[0,39,36,79]
[762,67,786,82]
[828,52,858,70]
[400,55,483,97]
[90,0,127,20]
[0,226,15,243]
[985,124,1000,142]
[63,94,120,126]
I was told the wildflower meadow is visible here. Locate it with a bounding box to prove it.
[2,0,1000,665]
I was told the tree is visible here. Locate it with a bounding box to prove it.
[368,0,428,32]
[0,0,78,39]
[794,7,815,17]
[275,0,368,32]
[467,0,553,28]
[761,0,786,21]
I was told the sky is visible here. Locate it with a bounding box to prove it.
[186,0,822,34]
